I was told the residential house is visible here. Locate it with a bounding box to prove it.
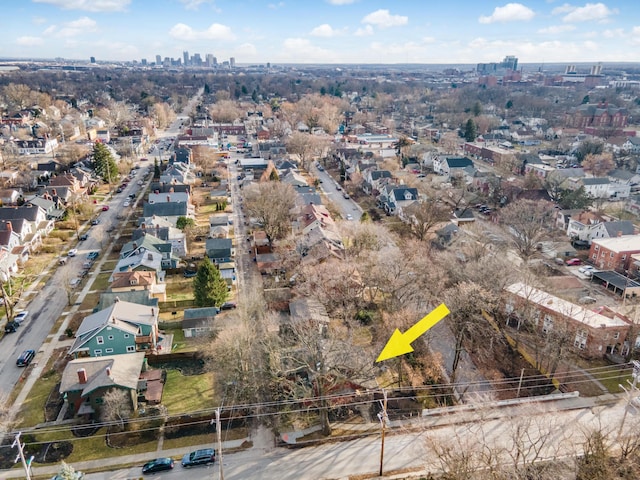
[0,248,20,281]
[68,300,160,358]
[159,163,194,185]
[59,352,146,417]
[433,156,474,178]
[205,238,234,264]
[209,214,231,238]
[111,249,164,282]
[182,307,218,338]
[589,235,640,272]
[0,189,21,205]
[362,169,392,195]
[378,186,419,215]
[120,233,178,270]
[134,221,187,258]
[589,221,635,242]
[297,204,344,261]
[16,138,58,155]
[566,210,605,241]
[49,173,89,196]
[504,282,630,358]
[281,171,308,187]
[109,270,166,302]
[24,194,65,220]
[580,177,610,199]
[622,137,640,154]
[142,201,191,227]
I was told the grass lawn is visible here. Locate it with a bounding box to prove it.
[91,273,111,291]
[63,430,158,464]
[16,368,61,428]
[163,370,216,415]
[590,366,632,393]
[166,280,195,301]
[79,292,101,310]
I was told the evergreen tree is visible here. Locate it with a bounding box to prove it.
[176,216,195,230]
[464,118,477,142]
[193,257,228,307]
[91,142,118,184]
[154,159,161,179]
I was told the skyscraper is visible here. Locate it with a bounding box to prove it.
[230,57,235,68]
[183,51,189,67]
[155,55,161,65]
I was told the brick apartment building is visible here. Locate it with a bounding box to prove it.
[504,282,630,358]
[588,235,640,272]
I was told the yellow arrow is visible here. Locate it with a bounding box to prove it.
[376,303,450,362]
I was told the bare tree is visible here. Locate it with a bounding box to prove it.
[582,152,615,177]
[402,198,452,241]
[498,199,555,261]
[100,388,133,430]
[209,100,243,123]
[285,132,329,171]
[243,182,297,244]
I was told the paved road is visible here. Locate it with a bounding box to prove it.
[312,164,362,221]
[14,393,629,480]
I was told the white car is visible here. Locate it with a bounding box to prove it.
[123,201,130,207]
[578,265,595,275]
[68,249,78,257]
[346,214,354,221]
[14,311,29,324]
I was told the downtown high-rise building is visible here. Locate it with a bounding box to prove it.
[183,51,189,67]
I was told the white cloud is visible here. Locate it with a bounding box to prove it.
[235,43,258,57]
[169,23,235,41]
[602,28,624,38]
[631,26,640,45]
[43,16,97,38]
[327,0,357,4]
[537,24,576,34]
[32,0,130,12]
[552,2,617,23]
[281,38,334,62]
[310,24,339,37]
[32,16,48,25]
[179,0,220,11]
[15,36,44,46]
[354,25,373,36]
[362,9,408,28]
[479,3,535,24]
[268,2,285,8]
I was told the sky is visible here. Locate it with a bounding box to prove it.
[1,0,640,65]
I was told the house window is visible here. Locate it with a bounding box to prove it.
[94,349,102,356]
[105,348,114,353]
[594,245,599,250]
[542,316,553,334]
[574,329,588,349]
[622,254,627,260]
[614,332,620,340]
[124,334,130,338]
[532,310,540,326]
[95,397,103,404]
[505,303,514,314]
[610,252,614,258]
[96,336,104,345]
[108,335,114,340]
[126,346,136,353]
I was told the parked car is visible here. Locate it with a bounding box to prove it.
[79,234,88,241]
[102,205,110,211]
[14,311,29,324]
[181,448,215,468]
[4,320,19,333]
[142,457,174,474]
[578,265,596,275]
[123,201,130,207]
[183,270,197,278]
[220,302,237,310]
[565,258,582,266]
[16,349,35,367]
[87,251,100,260]
[343,193,350,199]
[68,249,78,257]
[346,214,354,221]
[91,218,100,225]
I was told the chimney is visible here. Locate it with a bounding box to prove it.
[167,195,171,203]
[106,366,111,377]
[618,231,623,237]
[77,368,87,384]
[5,221,11,232]
[151,307,155,316]
[52,188,57,196]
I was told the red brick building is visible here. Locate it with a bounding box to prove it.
[505,282,630,359]
[588,235,640,272]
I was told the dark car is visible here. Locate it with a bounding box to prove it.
[181,448,215,468]
[4,320,19,333]
[142,457,174,474]
[220,302,237,310]
[183,270,197,278]
[16,349,35,367]
[87,251,100,260]
[91,219,100,225]
[79,233,89,241]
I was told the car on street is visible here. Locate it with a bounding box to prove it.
[142,457,174,474]
[123,201,130,207]
[566,258,582,266]
[181,448,215,468]
[14,311,29,324]
[220,302,237,310]
[79,234,88,241]
[578,265,596,275]
[346,214,354,221]
[68,249,78,257]
[16,349,35,367]
[87,251,100,260]
[91,218,100,225]
[343,193,350,199]
[4,320,19,333]
[102,205,110,211]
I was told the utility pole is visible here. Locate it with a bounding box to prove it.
[618,361,640,439]
[12,432,33,480]
[377,389,388,477]
[215,407,224,480]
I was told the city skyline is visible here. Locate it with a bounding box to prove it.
[2,0,640,65]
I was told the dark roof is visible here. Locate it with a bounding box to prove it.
[591,270,640,290]
[446,157,474,168]
[149,183,190,194]
[582,177,609,185]
[143,202,188,217]
[602,221,635,237]
[0,204,42,222]
[184,307,218,320]
[370,170,392,180]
